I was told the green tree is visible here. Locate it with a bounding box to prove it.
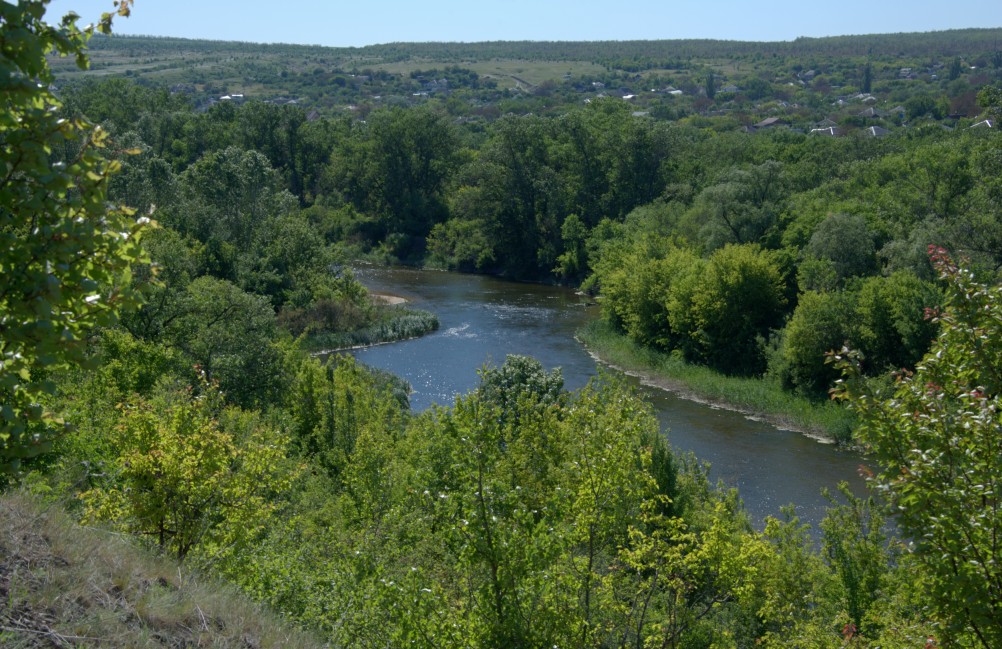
[165,276,284,408]
[295,115,350,204]
[613,246,702,351]
[976,83,1002,121]
[175,146,296,248]
[80,379,294,561]
[609,492,762,649]
[477,354,564,429]
[854,271,941,374]
[554,213,589,281]
[904,93,946,121]
[426,215,496,272]
[466,114,561,278]
[119,226,199,340]
[239,212,353,309]
[803,212,876,287]
[287,354,407,484]
[745,77,773,101]
[108,148,179,217]
[63,77,186,137]
[676,244,786,375]
[368,106,459,240]
[819,485,890,636]
[549,108,614,227]
[835,248,1002,648]
[949,56,963,81]
[960,138,1002,273]
[1,0,148,472]
[861,62,872,94]
[752,511,839,647]
[602,118,675,219]
[777,290,857,397]
[236,101,307,200]
[324,106,459,256]
[895,141,975,224]
[705,71,717,99]
[685,161,784,250]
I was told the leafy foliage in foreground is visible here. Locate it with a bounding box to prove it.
[0,0,149,471]
[836,248,1002,648]
[79,372,295,561]
[46,352,944,648]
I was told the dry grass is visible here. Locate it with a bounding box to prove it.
[0,492,328,649]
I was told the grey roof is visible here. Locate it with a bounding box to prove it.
[858,107,885,118]
[754,117,786,128]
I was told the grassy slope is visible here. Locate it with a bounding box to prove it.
[578,320,856,444]
[0,492,325,649]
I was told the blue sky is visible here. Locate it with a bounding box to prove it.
[48,0,1002,47]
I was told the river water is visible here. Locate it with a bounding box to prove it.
[350,265,868,529]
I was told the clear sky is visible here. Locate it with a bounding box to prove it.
[48,0,1002,48]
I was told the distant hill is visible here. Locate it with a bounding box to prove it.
[45,26,1002,145]
[73,28,1002,65]
[50,28,1002,100]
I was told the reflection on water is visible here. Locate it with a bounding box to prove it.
[442,323,476,338]
[349,265,867,529]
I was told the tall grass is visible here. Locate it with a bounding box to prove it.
[306,306,439,352]
[578,320,856,444]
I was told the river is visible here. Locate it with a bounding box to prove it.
[350,265,868,530]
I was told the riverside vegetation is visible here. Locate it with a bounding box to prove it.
[41,17,1002,423]
[2,1,1002,647]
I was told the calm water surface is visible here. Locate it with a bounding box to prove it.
[351,265,867,529]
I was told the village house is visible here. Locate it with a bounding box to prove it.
[810,126,842,137]
[858,107,885,118]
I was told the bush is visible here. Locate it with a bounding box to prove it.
[778,290,857,397]
[675,244,786,375]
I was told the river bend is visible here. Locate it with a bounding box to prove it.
[350,266,867,529]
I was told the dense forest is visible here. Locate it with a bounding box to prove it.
[3,2,1002,647]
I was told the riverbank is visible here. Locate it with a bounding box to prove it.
[577,320,856,445]
[369,292,407,305]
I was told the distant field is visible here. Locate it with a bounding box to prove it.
[372,58,607,89]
